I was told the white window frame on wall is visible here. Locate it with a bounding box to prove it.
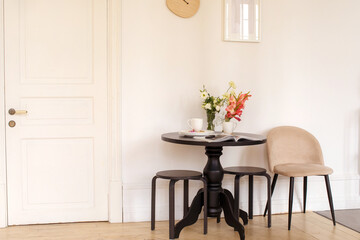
[223,0,261,43]
[0,0,123,227]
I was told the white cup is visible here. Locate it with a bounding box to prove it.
[223,121,237,134]
[187,118,203,132]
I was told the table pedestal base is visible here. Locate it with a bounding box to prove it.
[173,188,245,240]
[173,146,246,240]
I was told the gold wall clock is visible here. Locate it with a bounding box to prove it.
[166,0,200,18]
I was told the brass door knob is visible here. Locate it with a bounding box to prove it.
[8,108,28,115]
[8,120,16,128]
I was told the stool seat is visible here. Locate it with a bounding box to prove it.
[224,166,266,175]
[151,169,207,239]
[156,170,202,180]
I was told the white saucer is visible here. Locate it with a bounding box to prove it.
[178,130,216,137]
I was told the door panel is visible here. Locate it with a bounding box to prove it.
[21,0,93,83]
[5,0,108,225]
[20,97,94,125]
[23,138,94,207]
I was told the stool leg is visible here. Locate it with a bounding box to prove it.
[265,173,272,228]
[169,179,177,239]
[303,176,307,213]
[151,176,157,230]
[288,177,295,230]
[201,178,208,235]
[183,179,189,217]
[264,173,278,216]
[249,175,254,219]
[234,175,241,221]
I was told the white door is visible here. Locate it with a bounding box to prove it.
[4,0,109,225]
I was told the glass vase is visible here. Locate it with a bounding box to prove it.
[206,111,215,131]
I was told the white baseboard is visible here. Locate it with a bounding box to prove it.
[122,174,360,222]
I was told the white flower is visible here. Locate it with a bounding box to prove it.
[204,103,211,110]
[216,106,220,111]
[200,91,208,99]
[222,92,230,99]
[229,81,237,89]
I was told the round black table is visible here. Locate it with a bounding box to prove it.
[161,132,266,240]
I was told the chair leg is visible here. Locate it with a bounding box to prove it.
[217,214,221,223]
[303,176,307,213]
[249,175,254,219]
[183,179,189,217]
[234,175,241,220]
[324,175,336,226]
[169,180,177,239]
[264,173,272,228]
[264,173,278,216]
[201,177,208,235]
[288,177,295,230]
[151,176,157,230]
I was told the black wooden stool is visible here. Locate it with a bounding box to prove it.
[151,170,207,239]
[224,166,272,227]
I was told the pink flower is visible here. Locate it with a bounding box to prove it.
[226,103,235,114]
[229,95,236,104]
[224,92,251,122]
[234,116,241,121]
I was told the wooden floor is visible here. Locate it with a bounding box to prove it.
[0,212,359,240]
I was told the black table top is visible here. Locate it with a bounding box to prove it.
[161,132,266,147]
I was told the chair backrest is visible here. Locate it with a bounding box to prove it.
[267,126,324,172]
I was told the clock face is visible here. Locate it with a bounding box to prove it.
[166,0,200,18]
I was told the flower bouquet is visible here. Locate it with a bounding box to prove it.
[223,90,251,133]
[199,82,237,131]
[200,86,223,131]
[225,92,251,122]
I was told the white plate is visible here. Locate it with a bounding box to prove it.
[178,130,216,137]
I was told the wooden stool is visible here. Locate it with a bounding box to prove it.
[151,170,207,239]
[224,166,271,227]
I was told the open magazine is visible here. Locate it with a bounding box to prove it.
[198,133,261,143]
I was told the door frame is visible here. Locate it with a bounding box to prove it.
[0,0,123,227]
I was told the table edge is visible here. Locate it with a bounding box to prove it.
[161,132,267,147]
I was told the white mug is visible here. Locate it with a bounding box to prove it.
[187,118,203,132]
[223,121,237,134]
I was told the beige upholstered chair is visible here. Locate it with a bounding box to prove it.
[263,126,336,230]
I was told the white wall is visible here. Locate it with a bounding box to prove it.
[121,0,360,222]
